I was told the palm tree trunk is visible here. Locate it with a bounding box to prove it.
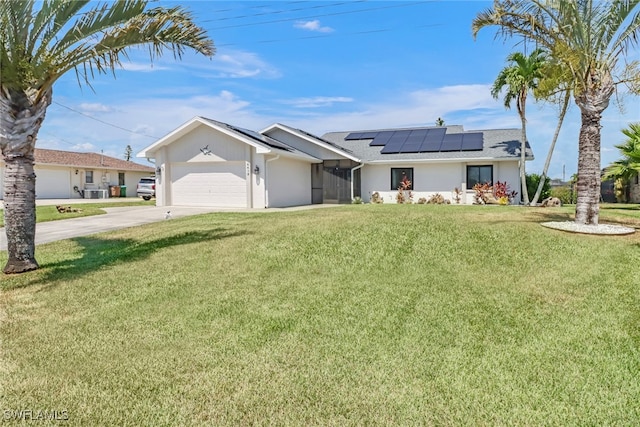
[519,116,530,205]
[574,106,603,225]
[573,72,614,226]
[530,91,570,205]
[3,156,38,273]
[1,89,51,273]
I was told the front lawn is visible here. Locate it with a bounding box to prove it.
[1,205,639,425]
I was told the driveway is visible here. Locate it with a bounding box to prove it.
[0,205,243,251]
[0,203,339,251]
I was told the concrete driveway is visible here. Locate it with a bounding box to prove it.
[0,201,338,251]
[0,205,244,250]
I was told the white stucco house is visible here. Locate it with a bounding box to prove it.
[137,116,533,208]
[0,148,154,200]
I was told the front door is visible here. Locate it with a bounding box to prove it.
[323,167,351,203]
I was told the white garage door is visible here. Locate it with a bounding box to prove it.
[36,169,71,199]
[171,162,247,207]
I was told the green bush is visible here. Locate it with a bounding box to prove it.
[550,186,576,204]
[526,174,551,200]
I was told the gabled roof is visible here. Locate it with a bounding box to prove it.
[261,123,360,162]
[1,148,154,172]
[138,116,319,162]
[321,125,534,163]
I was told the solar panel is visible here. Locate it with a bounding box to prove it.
[346,131,380,140]
[399,129,428,153]
[380,131,410,153]
[348,127,483,154]
[360,132,379,139]
[461,133,484,151]
[418,128,446,152]
[369,131,393,146]
[440,133,463,151]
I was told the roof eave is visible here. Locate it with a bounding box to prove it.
[137,116,274,159]
[365,156,532,164]
[262,123,361,162]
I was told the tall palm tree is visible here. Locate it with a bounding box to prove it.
[491,48,546,205]
[603,123,640,184]
[473,0,640,225]
[530,56,573,206]
[0,0,214,273]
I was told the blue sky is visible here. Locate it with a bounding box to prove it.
[41,0,639,180]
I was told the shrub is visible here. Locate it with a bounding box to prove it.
[526,173,551,200]
[452,187,463,204]
[370,192,384,204]
[550,186,576,204]
[396,177,413,204]
[473,181,517,205]
[426,193,451,204]
[493,181,518,202]
[351,197,363,204]
[417,197,427,204]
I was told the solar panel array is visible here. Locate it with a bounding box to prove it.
[345,128,484,154]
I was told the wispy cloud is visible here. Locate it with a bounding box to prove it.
[282,96,354,108]
[294,20,334,33]
[119,61,170,72]
[207,50,282,79]
[79,103,112,113]
[72,142,96,151]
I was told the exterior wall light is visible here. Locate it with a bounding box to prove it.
[254,165,260,175]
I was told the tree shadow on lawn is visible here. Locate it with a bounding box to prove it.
[8,228,250,291]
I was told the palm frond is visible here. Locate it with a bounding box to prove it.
[49,4,214,87]
[1,0,214,100]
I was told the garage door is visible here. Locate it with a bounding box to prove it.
[171,162,247,207]
[36,169,71,198]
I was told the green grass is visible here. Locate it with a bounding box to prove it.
[0,200,154,227]
[1,205,639,426]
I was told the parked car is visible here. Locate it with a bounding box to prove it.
[136,177,156,201]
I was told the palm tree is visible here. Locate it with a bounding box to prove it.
[530,57,573,206]
[473,0,640,225]
[603,123,640,184]
[491,48,546,205]
[0,0,214,273]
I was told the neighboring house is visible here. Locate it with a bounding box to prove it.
[0,148,154,200]
[138,116,533,208]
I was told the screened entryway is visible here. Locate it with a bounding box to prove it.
[311,160,361,204]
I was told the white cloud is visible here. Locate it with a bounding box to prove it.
[294,20,334,33]
[119,61,171,72]
[282,96,354,108]
[79,103,112,113]
[206,50,281,79]
[72,142,95,151]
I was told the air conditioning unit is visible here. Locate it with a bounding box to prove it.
[84,189,108,199]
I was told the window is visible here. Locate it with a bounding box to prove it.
[85,171,94,184]
[391,168,413,190]
[467,165,492,189]
[118,172,125,186]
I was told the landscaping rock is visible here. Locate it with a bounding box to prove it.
[541,197,562,207]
